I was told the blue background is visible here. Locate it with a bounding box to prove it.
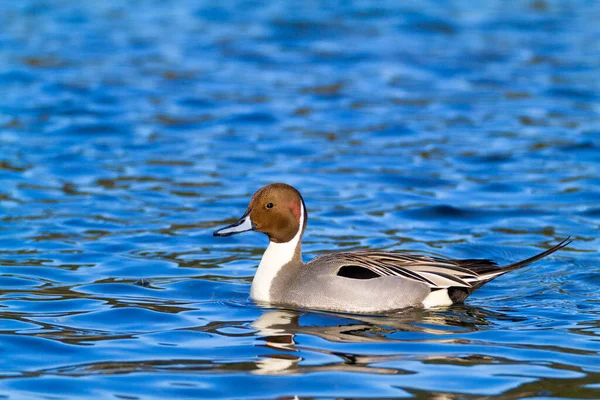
[0,1,599,398]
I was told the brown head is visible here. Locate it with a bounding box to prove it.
[213,183,307,243]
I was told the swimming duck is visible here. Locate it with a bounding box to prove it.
[214,183,570,313]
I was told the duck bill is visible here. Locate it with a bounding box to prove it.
[213,211,255,237]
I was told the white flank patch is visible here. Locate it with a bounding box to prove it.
[422,289,453,308]
[250,203,304,303]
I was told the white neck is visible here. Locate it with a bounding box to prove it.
[250,204,304,303]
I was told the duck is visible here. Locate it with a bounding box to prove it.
[213,183,570,313]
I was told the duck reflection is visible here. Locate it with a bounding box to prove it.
[251,306,514,375]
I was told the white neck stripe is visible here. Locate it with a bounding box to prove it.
[250,202,304,303]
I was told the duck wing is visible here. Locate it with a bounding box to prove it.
[335,237,571,291]
[335,251,479,289]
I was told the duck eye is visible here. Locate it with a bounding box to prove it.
[266,203,274,209]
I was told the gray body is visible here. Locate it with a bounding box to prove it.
[266,238,571,313]
[269,253,435,313]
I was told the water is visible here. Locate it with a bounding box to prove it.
[1,1,599,398]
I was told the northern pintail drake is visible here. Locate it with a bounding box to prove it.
[214,183,570,313]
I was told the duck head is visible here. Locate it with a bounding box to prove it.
[213,183,306,243]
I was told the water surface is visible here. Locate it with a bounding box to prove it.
[0,1,599,399]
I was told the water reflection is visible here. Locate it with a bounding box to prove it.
[251,306,508,375]
[248,305,599,397]
[1,0,599,398]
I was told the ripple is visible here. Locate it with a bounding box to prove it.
[0,1,598,399]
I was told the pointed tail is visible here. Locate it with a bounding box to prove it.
[481,236,571,280]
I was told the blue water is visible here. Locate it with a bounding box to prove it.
[1,1,599,398]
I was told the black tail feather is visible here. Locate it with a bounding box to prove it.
[482,236,572,278]
[449,237,571,303]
